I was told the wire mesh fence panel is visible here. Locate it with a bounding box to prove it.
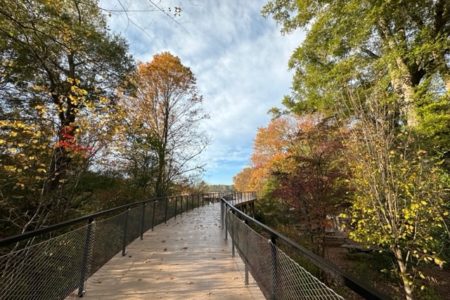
[193,195,198,208]
[166,197,175,220]
[189,195,194,211]
[143,202,153,232]
[165,198,172,221]
[180,196,186,214]
[192,195,197,209]
[173,197,180,218]
[191,195,196,209]
[159,199,167,223]
[0,193,226,300]
[126,206,142,244]
[188,195,194,210]
[228,212,273,298]
[185,195,191,212]
[273,246,344,300]
[90,211,126,275]
[227,211,344,300]
[0,225,88,300]
[154,200,165,227]
[182,196,187,213]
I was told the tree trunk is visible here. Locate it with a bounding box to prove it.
[444,73,450,93]
[45,53,78,193]
[392,57,418,127]
[155,96,171,198]
[45,128,73,193]
[377,20,418,127]
[393,247,414,300]
[155,150,166,198]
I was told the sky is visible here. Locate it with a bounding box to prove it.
[101,0,304,185]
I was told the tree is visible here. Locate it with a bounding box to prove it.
[0,0,133,234]
[234,115,350,254]
[233,167,256,192]
[233,115,297,193]
[343,92,449,299]
[121,52,208,197]
[262,2,450,296]
[270,116,350,256]
[262,0,449,128]
[251,115,296,191]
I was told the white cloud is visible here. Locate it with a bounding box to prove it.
[101,0,305,184]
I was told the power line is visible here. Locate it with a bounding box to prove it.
[100,9,158,13]
[117,0,130,32]
[100,0,189,38]
[145,0,189,33]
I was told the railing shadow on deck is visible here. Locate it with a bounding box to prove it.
[0,192,237,299]
[221,194,390,300]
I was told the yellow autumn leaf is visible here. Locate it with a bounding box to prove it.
[434,257,444,268]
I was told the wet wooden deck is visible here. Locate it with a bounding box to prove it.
[77,202,264,299]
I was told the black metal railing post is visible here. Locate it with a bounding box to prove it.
[269,235,278,300]
[164,197,168,224]
[224,205,228,241]
[220,201,224,228]
[78,218,94,297]
[231,212,235,257]
[151,201,156,231]
[179,196,183,216]
[244,219,249,286]
[174,196,178,219]
[140,202,146,240]
[122,208,130,256]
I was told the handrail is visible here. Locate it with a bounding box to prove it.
[0,192,224,247]
[221,197,389,300]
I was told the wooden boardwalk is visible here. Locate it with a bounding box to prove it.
[76,202,264,299]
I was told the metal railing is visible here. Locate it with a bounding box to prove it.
[221,195,389,300]
[0,192,225,299]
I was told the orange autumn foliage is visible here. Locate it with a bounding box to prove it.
[234,116,296,192]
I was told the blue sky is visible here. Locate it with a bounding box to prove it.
[101,0,304,185]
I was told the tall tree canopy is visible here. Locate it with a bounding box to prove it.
[233,116,295,193]
[262,0,449,130]
[0,0,133,234]
[121,52,208,197]
[261,1,450,298]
